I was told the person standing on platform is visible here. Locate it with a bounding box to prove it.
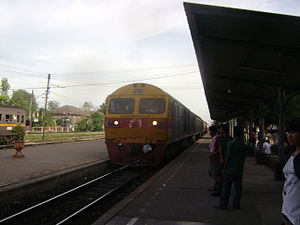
[281,118,300,225]
[211,124,233,196]
[208,125,219,192]
[215,126,246,210]
[250,128,257,155]
[262,139,271,155]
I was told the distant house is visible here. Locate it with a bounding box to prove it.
[53,105,90,128]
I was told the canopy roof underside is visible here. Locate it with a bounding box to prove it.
[184,3,300,121]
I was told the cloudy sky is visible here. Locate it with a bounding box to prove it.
[1,0,300,122]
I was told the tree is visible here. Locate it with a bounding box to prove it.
[0,78,10,104]
[82,101,95,112]
[75,117,93,132]
[75,110,104,132]
[9,89,37,112]
[99,102,106,114]
[48,100,60,112]
[90,110,104,131]
[37,108,55,126]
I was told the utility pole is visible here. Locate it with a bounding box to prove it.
[42,74,51,142]
[29,90,34,130]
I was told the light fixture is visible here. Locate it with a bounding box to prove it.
[113,120,119,126]
[152,120,158,126]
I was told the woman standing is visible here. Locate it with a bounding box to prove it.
[282,118,300,225]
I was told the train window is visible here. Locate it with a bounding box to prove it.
[109,98,134,114]
[139,98,165,114]
[6,114,12,123]
[0,114,2,121]
[17,115,20,122]
[21,115,24,123]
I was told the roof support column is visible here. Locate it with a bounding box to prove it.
[275,87,286,180]
[256,100,265,164]
[248,109,254,155]
[258,99,265,153]
[278,87,285,162]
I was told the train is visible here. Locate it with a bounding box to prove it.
[104,83,206,166]
[0,105,26,144]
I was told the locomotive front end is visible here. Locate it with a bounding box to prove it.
[104,84,169,166]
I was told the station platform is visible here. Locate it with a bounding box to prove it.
[0,139,108,189]
[95,137,283,225]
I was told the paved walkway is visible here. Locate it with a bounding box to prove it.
[98,137,283,225]
[0,140,108,188]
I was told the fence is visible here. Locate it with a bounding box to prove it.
[25,126,74,133]
[25,131,104,143]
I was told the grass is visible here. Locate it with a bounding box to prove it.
[25,131,105,143]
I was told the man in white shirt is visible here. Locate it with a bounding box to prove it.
[263,140,271,155]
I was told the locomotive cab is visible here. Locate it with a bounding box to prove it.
[105,84,170,166]
[104,83,204,166]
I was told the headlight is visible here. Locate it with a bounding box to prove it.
[152,120,158,126]
[113,120,119,126]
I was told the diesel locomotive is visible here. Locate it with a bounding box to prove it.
[0,105,26,144]
[104,83,206,166]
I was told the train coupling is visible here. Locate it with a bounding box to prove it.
[142,144,152,154]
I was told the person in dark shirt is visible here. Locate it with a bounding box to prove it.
[208,125,220,192]
[211,124,232,196]
[215,125,246,209]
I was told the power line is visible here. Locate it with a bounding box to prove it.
[16,70,200,90]
[51,64,198,76]
[53,70,200,88]
[0,63,47,78]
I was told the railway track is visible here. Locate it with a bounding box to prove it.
[0,166,149,225]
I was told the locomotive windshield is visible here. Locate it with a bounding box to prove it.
[109,98,134,114]
[139,98,165,114]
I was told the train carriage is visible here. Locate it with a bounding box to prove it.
[0,105,26,144]
[104,83,205,166]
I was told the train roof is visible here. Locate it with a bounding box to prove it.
[108,83,203,121]
[0,104,26,111]
[109,83,168,96]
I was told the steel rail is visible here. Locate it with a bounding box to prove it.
[56,167,147,225]
[0,166,128,224]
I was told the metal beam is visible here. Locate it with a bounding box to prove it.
[199,35,300,54]
[207,72,299,89]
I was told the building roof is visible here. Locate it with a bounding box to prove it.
[0,104,26,111]
[184,3,300,121]
[54,105,89,116]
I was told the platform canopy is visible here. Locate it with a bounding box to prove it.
[184,3,300,121]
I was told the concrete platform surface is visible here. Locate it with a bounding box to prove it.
[98,138,283,225]
[0,140,108,188]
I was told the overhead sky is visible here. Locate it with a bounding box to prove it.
[1,0,300,122]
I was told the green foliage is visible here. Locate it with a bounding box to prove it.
[82,101,95,112]
[48,100,60,112]
[0,78,10,104]
[0,94,9,105]
[99,102,106,113]
[75,117,93,132]
[1,78,10,93]
[11,125,25,141]
[90,110,104,131]
[37,108,55,126]
[9,89,37,112]
[75,110,104,132]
